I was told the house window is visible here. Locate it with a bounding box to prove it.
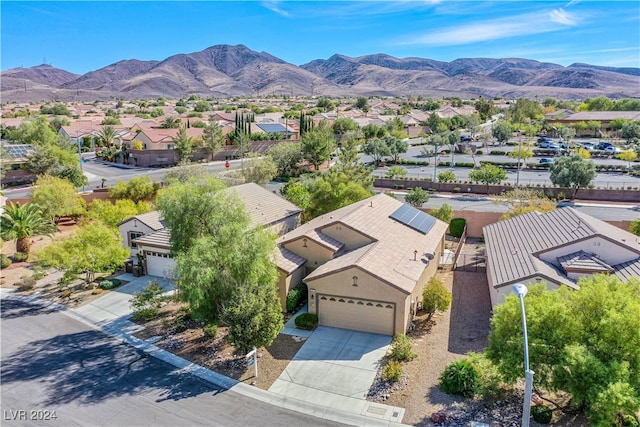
[129,231,144,248]
[352,276,358,287]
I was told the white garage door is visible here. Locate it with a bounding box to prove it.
[317,295,395,336]
[144,251,176,278]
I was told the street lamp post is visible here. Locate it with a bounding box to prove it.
[512,283,534,427]
[433,141,439,182]
[516,130,523,188]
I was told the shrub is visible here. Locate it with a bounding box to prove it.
[203,323,218,338]
[490,150,506,155]
[389,334,416,362]
[439,359,478,398]
[449,218,466,238]
[382,360,403,382]
[16,276,36,291]
[452,187,461,193]
[13,252,28,262]
[1,254,12,269]
[286,283,308,312]
[99,279,122,290]
[130,280,165,320]
[294,313,318,330]
[31,266,46,281]
[466,352,504,400]
[532,405,553,424]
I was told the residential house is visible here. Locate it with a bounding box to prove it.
[118,183,302,278]
[132,127,204,150]
[483,207,640,307]
[276,194,448,336]
[546,111,640,135]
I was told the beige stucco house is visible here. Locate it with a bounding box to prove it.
[483,207,640,307]
[276,194,448,336]
[118,183,302,278]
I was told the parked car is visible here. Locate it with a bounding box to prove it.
[540,142,562,150]
[604,146,621,154]
[596,142,613,150]
[539,158,555,165]
[580,142,596,151]
[537,137,553,144]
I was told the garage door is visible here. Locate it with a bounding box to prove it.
[144,251,176,278]
[317,295,395,336]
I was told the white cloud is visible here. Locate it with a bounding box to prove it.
[550,8,577,26]
[261,1,290,18]
[398,9,583,46]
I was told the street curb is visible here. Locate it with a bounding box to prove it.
[1,292,408,427]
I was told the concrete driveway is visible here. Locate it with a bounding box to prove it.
[270,326,404,423]
[75,274,174,325]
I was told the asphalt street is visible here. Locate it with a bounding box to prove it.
[0,299,343,427]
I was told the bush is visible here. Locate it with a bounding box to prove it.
[203,323,218,338]
[466,352,504,400]
[382,360,403,382]
[452,186,461,193]
[439,359,478,398]
[13,252,28,262]
[531,405,553,424]
[130,280,165,320]
[286,283,308,312]
[1,254,12,269]
[16,276,36,291]
[449,218,466,238]
[294,313,318,330]
[99,279,122,290]
[490,150,507,155]
[389,334,416,362]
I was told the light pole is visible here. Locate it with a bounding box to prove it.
[512,283,534,427]
[433,140,439,182]
[516,130,522,188]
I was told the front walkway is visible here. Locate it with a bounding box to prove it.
[270,326,405,423]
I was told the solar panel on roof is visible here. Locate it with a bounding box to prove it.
[1,144,33,159]
[389,204,436,234]
[257,123,288,134]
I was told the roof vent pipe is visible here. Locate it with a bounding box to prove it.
[414,250,418,261]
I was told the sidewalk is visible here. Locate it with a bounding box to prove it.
[1,279,408,427]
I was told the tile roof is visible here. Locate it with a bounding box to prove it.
[484,207,640,289]
[558,250,613,273]
[119,211,165,230]
[275,246,306,273]
[279,194,448,294]
[137,127,204,143]
[125,183,301,250]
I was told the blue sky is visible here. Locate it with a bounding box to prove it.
[2,1,639,75]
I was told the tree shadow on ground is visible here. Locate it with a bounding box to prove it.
[1,299,224,406]
[0,299,60,320]
[447,271,491,355]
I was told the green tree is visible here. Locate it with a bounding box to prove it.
[109,176,157,202]
[101,116,121,126]
[617,150,638,168]
[1,202,59,254]
[301,127,335,171]
[316,98,334,112]
[491,121,512,145]
[621,121,640,142]
[362,123,386,139]
[384,135,409,163]
[88,199,153,228]
[422,277,452,321]
[97,125,117,148]
[49,116,70,131]
[405,187,429,207]
[430,203,453,223]
[241,154,278,186]
[156,177,246,253]
[161,117,181,129]
[175,217,277,324]
[280,179,312,218]
[222,279,284,353]
[172,127,193,161]
[549,155,597,199]
[36,222,130,283]
[362,137,391,165]
[27,143,87,188]
[193,101,211,112]
[268,141,303,178]
[31,175,86,223]
[355,97,370,111]
[486,277,640,425]
[8,117,59,146]
[385,165,407,179]
[469,164,507,192]
[508,146,533,168]
[438,170,456,183]
[332,117,358,138]
[202,117,225,161]
[333,132,373,188]
[306,172,372,219]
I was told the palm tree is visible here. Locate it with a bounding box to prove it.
[161,117,181,129]
[1,202,59,254]
[97,125,117,148]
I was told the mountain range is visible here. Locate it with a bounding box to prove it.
[2,44,639,103]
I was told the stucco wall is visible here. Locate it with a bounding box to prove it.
[306,267,409,334]
[119,221,155,257]
[538,236,637,267]
[284,238,335,271]
[319,223,374,252]
[277,265,306,311]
